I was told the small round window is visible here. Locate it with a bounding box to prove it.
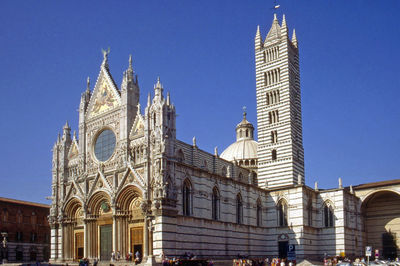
[94,129,116,162]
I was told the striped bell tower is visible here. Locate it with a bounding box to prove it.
[255,14,304,188]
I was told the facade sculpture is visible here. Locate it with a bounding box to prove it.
[49,14,400,263]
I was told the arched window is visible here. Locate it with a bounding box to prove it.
[257,199,262,226]
[2,208,8,222]
[272,149,277,160]
[278,200,288,226]
[221,166,227,177]
[238,172,243,181]
[236,194,243,224]
[182,180,192,216]
[324,202,334,227]
[176,149,185,163]
[212,187,220,221]
[307,200,313,226]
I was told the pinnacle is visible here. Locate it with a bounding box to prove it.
[63,120,70,129]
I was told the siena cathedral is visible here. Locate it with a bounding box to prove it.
[49,14,400,263]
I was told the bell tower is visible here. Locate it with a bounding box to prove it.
[255,14,304,188]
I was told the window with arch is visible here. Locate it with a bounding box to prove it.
[212,187,220,221]
[238,172,243,181]
[2,208,8,222]
[324,202,334,227]
[236,194,243,224]
[221,166,227,177]
[272,149,277,160]
[256,199,262,226]
[278,200,288,226]
[307,200,313,226]
[271,130,278,144]
[182,180,192,216]
[176,149,185,163]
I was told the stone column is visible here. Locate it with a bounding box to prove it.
[83,220,88,258]
[59,223,64,260]
[143,217,149,258]
[112,215,117,254]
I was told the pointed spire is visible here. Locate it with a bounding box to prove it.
[73,130,77,140]
[292,29,298,48]
[281,14,288,36]
[314,181,318,191]
[62,121,71,141]
[129,54,133,70]
[338,177,343,189]
[167,92,170,106]
[147,92,151,106]
[265,14,282,42]
[137,102,141,114]
[350,185,354,194]
[214,146,218,156]
[57,133,61,143]
[86,77,90,92]
[255,25,262,50]
[154,76,164,98]
[63,121,70,130]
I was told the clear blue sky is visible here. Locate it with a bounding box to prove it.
[0,0,399,204]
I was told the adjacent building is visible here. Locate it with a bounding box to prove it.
[0,197,50,262]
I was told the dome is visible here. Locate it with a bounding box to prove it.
[220,110,258,163]
[220,139,258,162]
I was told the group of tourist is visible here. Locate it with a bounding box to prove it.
[110,250,141,264]
[233,258,295,266]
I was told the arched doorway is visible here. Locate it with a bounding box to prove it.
[115,184,144,260]
[87,191,112,261]
[63,197,84,261]
[362,190,400,259]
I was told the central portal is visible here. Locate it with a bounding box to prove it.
[100,225,112,261]
[130,227,143,259]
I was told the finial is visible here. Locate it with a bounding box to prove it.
[350,185,354,194]
[338,177,343,189]
[256,25,260,35]
[57,133,61,143]
[63,120,70,129]
[214,146,218,156]
[314,181,318,191]
[155,76,162,89]
[273,13,277,21]
[298,174,303,185]
[137,103,141,114]
[292,29,298,47]
[242,106,247,119]
[129,54,132,68]
[73,130,77,140]
[101,48,110,67]
[167,92,170,105]
[147,92,151,106]
[86,77,90,91]
[192,136,196,147]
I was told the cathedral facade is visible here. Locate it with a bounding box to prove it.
[49,14,400,263]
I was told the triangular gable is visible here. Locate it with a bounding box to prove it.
[87,65,121,118]
[68,140,79,160]
[129,112,145,138]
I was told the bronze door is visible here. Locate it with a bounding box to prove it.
[100,225,112,261]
